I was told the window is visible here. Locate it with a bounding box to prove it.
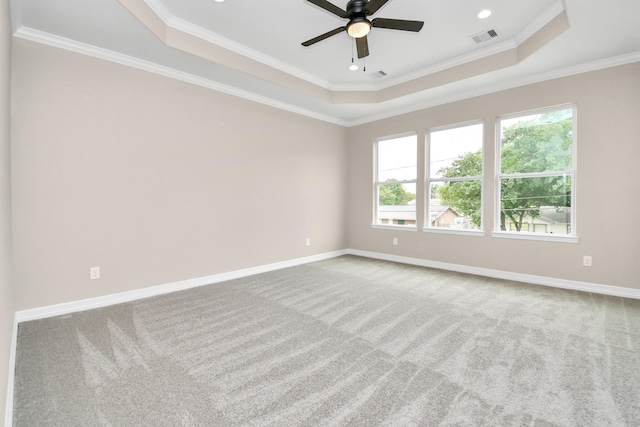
[375,134,417,228]
[497,106,575,238]
[427,122,483,232]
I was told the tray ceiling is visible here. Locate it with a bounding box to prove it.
[11,0,640,125]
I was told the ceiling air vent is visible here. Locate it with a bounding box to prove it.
[373,70,388,79]
[471,29,498,44]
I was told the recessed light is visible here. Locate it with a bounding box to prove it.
[348,64,358,71]
[213,0,225,3]
[477,9,492,19]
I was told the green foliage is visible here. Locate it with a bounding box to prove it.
[439,149,483,177]
[500,112,572,174]
[500,176,571,231]
[379,179,415,205]
[436,150,482,227]
[436,111,572,231]
[499,112,572,230]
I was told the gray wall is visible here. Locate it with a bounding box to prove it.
[11,39,348,310]
[0,0,14,423]
[347,62,640,289]
[6,31,640,423]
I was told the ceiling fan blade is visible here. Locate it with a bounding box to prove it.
[364,0,389,15]
[372,18,424,32]
[356,35,369,59]
[301,27,346,47]
[305,0,349,18]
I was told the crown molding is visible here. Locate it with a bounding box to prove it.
[12,25,640,128]
[121,0,571,105]
[369,0,566,93]
[142,0,566,95]
[13,27,349,126]
[514,0,566,45]
[374,40,519,91]
[346,51,640,126]
[144,0,333,90]
[142,0,171,22]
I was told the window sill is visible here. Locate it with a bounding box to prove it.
[491,231,579,243]
[371,225,418,232]
[422,228,485,237]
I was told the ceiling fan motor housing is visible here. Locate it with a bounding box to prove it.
[347,0,369,17]
[346,0,372,37]
[302,0,424,58]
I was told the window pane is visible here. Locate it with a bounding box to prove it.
[427,123,483,232]
[377,183,416,226]
[499,175,571,234]
[377,135,417,182]
[430,181,481,229]
[430,123,483,178]
[500,108,573,174]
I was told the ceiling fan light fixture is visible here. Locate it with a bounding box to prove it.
[301,0,425,59]
[347,18,371,38]
[477,9,492,19]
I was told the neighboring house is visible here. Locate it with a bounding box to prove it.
[430,205,461,227]
[503,207,571,234]
[379,204,568,232]
[378,204,465,228]
[378,205,417,226]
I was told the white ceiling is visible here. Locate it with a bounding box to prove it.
[11,0,640,126]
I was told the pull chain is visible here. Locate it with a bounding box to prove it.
[351,39,355,64]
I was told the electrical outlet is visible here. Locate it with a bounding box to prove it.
[90,267,100,280]
[583,256,592,267]
[306,238,311,246]
[393,237,398,246]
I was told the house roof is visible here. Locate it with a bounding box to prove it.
[429,206,460,222]
[378,205,416,221]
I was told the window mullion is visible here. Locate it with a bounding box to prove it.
[377,179,417,185]
[429,175,483,183]
[499,170,573,179]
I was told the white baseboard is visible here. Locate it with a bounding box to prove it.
[347,249,640,300]
[15,248,640,324]
[5,314,17,427]
[7,248,640,425]
[9,251,351,425]
[15,250,348,323]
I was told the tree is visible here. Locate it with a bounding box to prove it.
[379,179,415,205]
[436,111,572,231]
[499,111,572,231]
[436,150,482,227]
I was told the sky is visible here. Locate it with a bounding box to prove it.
[429,123,483,178]
[376,123,484,183]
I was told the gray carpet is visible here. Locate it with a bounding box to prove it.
[12,255,640,426]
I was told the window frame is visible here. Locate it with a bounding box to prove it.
[372,133,418,231]
[424,120,485,236]
[493,104,578,243]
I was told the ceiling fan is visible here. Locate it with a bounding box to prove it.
[301,0,424,59]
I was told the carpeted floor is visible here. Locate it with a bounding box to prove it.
[12,255,640,426]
